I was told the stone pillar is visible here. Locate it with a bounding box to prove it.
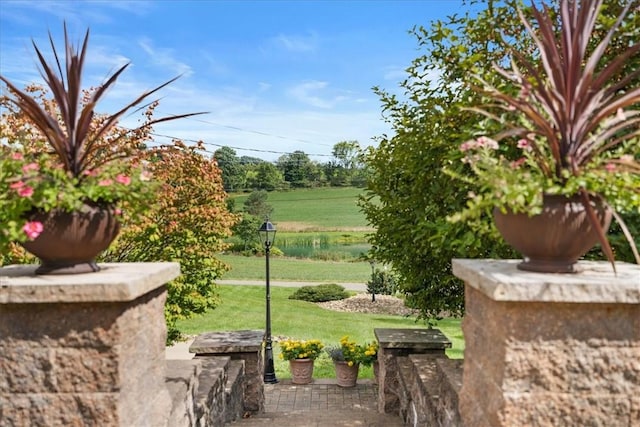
[0,262,180,427]
[190,330,264,413]
[453,259,640,427]
[374,328,451,414]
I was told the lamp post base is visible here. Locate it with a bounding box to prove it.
[264,342,278,384]
[264,373,279,384]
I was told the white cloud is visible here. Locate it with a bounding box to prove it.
[258,82,271,92]
[137,37,193,77]
[200,52,229,77]
[288,80,351,109]
[0,1,152,28]
[143,106,390,162]
[272,32,318,53]
[383,66,407,82]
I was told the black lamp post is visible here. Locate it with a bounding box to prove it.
[258,219,278,384]
[369,259,376,302]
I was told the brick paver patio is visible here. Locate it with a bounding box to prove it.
[230,379,405,426]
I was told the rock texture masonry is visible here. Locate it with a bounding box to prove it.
[0,262,180,427]
[453,259,640,427]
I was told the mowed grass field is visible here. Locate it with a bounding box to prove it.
[224,186,374,275]
[231,187,372,231]
[217,254,372,282]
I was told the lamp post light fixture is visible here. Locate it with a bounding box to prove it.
[368,259,376,302]
[258,218,278,384]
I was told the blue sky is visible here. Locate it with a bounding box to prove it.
[0,0,466,162]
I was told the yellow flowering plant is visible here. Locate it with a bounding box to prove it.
[278,338,324,361]
[326,336,378,367]
[359,341,379,367]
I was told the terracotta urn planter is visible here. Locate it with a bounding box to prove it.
[493,194,612,273]
[289,358,315,385]
[334,361,359,388]
[20,202,121,275]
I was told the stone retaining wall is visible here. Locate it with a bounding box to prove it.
[375,328,463,426]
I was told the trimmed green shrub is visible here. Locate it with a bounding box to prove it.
[366,269,398,296]
[289,284,350,302]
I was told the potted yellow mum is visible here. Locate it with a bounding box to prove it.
[326,336,373,388]
[278,338,324,385]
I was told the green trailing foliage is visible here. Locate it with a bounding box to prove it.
[288,283,350,303]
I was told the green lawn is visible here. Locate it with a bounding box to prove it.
[218,254,372,282]
[231,187,372,231]
[177,285,463,379]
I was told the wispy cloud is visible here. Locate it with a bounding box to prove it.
[258,82,272,92]
[137,37,193,77]
[148,108,389,161]
[271,32,318,53]
[0,1,152,28]
[287,80,349,109]
[383,66,408,82]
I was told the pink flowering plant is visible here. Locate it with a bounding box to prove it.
[448,0,640,266]
[0,148,153,251]
[0,24,202,254]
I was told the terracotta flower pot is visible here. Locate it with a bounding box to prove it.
[493,194,612,273]
[289,358,314,385]
[334,361,359,388]
[20,202,121,275]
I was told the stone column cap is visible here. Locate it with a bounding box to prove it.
[452,259,640,303]
[190,330,264,354]
[374,328,452,350]
[0,262,180,303]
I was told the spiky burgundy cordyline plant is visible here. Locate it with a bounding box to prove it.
[0,23,204,179]
[470,0,640,269]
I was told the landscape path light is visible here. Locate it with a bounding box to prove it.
[258,218,278,384]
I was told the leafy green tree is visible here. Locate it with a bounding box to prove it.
[361,0,639,321]
[244,190,273,218]
[232,213,262,252]
[214,146,244,192]
[332,140,362,170]
[366,268,398,301]
[360,0,536,320]
[277,150,317,188]
[324,141,363,187]
[239,155,264,166]
[247,162,284,191]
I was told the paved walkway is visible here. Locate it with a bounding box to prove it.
[229,380,405,426]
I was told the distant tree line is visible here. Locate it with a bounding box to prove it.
[213,140,369,192]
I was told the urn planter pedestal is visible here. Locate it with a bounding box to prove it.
[453,259,640,427]
[0,262,180,426]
